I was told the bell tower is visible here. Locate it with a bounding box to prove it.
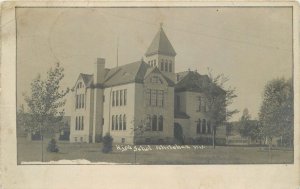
[145,23,176,81]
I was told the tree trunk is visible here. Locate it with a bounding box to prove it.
[212,126,216,149]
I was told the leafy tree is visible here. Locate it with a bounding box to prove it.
[205,70,238,148]
[102,133,113,153]
[24,63,69,136]
[238,109,262,144]
[259,78,293,148]
[47,138,59,152]
[23,63,69,154]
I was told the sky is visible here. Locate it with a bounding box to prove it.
[16,7,293,121]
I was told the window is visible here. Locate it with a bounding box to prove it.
[81,94,84,108]
[151,90,157,106]
[112,115,115,130]
[202,119,207,133]
[203,100,207,112]
[207,121,211,134]
[176,95,180,111]
[78,116,81,130]
[147,89,164,107]
[75,95,78,109]
[116,91,119,106]
[81,116,84,130]
[196,119,201,134]
[115,115,119,130]
[197,96,201,112]
[158,116,163,131]
[146,89,151,105]
[120,90,123,106]
[75,117,78,130]
[157,90,164,107]
[169,61,172,72]
[152,115,157,131]
[77,82,83,89]
[119,115,122,130]
[151,76,162,84]
[124,89,127,105]
[123,115,126,130]
[165,60,168,72]
[154,60,156,66]
[112,91,115,106]
[161,61,164,71]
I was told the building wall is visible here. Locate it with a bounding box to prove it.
[176,91,213,139]
[134,72,174,144]
[103,83,136,144]
[70,79,94,143]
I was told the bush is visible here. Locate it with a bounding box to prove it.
[47,138,59,153]
[102,133,113,153]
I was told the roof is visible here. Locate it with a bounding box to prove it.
[80,73,93,87]
[175,71,225,95]
[175,71,210,92]
[103,60,174,87]
[145,27,176,57]
[174,111,190,119]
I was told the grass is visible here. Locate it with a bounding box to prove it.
[17,136,293,164]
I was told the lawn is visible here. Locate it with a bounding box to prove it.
[17,136,293,164]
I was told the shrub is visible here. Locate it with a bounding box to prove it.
[47,138,59,153]
[102,133,113,153]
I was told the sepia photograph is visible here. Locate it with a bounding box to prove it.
[15,6,294,165]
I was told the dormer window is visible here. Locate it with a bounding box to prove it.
[77,82,83,89]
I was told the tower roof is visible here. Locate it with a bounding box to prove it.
[145,26,176,57]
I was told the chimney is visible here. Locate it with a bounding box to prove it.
[95,58,105,84]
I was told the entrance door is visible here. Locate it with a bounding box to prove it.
[174,123,184,144]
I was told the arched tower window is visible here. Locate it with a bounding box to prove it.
[169,61,172,72]
[165,60,168,72]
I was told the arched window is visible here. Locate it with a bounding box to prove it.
[196,119,201,134]
[119,115,122,130]
[81,116,84,130]
[123,115,126,130]
[115,115,119,130]
[161,60,164,71]
[202,119,207,133]
[165,60,168,72]
[169,62,172,72]
[207,121,211,134]
[158,116,163,131]
[152,115,157,131]
[112,115,115,130]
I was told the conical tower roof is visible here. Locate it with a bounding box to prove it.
[145,25,176,57]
